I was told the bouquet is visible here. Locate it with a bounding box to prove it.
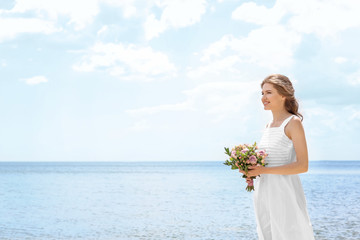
[223,142,267,191]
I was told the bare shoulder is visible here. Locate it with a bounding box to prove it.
[285,116,304,139]
[289,116,303,128]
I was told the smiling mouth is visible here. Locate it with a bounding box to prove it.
[263,101,270,105]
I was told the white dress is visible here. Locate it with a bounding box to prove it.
[254,115,315,240]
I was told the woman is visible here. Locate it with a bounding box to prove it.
[241,74,315,240]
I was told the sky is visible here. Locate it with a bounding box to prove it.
[0,0,359,162]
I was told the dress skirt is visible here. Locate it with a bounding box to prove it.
[253,174,315,240]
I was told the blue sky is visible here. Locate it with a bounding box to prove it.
[0,0,359,161]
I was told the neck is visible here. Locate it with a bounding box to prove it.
[271,109,291,122]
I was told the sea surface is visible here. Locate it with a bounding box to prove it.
[0,161,359,240]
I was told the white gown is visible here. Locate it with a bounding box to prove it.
[254,115,315,240]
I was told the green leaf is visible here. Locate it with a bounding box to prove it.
[224,147,231,156]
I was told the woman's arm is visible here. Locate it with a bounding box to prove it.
[245,117,309,176]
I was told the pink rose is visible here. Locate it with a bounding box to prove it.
[231,151,237,159]
[249,155,257,165]
[258,150,266,156]
[241,148,249,153]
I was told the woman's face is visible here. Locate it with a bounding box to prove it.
[261,83,285,111]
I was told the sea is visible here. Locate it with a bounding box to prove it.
[0,161,359,240]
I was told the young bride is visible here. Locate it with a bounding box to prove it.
[241,74,315,240]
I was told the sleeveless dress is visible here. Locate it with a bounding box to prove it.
[253,115,315,240]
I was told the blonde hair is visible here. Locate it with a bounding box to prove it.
[261,74,303,121]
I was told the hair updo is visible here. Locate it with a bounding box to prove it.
[261,74,303,121]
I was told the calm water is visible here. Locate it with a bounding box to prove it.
[0,161,359,240]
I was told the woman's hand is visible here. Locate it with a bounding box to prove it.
[247,165,266,177]
[235,162,248,175]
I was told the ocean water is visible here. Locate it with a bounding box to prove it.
[0,161,359,240]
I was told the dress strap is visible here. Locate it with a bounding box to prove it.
[280,115,295,128]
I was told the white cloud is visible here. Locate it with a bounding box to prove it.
[333,57,348,64]
[190,25,301,77]
[304,106,338,132]
[342,105,360,122]
[9,0,99,30]
[286,0,360,37]
[349,109,360,121]
[73,42,177,81]
[21,75,48,85]
[97,25,108,36]
[144,14,166,40]
[126,101,193,115]
[126,80,260,123]
[0,17,58,42]
[201,35,233,62]
[183,81,259,122]
[101,0,137,18]
[232,2,285,26]
[0,0,140,39]
[303,102,360,136]
[232,0,360,38]
[123,5,137,18]
[144,0,207,40]
[128,119,151,132]
[347,70,360,86]
[108,66,125,76]
[300,102,360,160]
[187,55,240,81]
